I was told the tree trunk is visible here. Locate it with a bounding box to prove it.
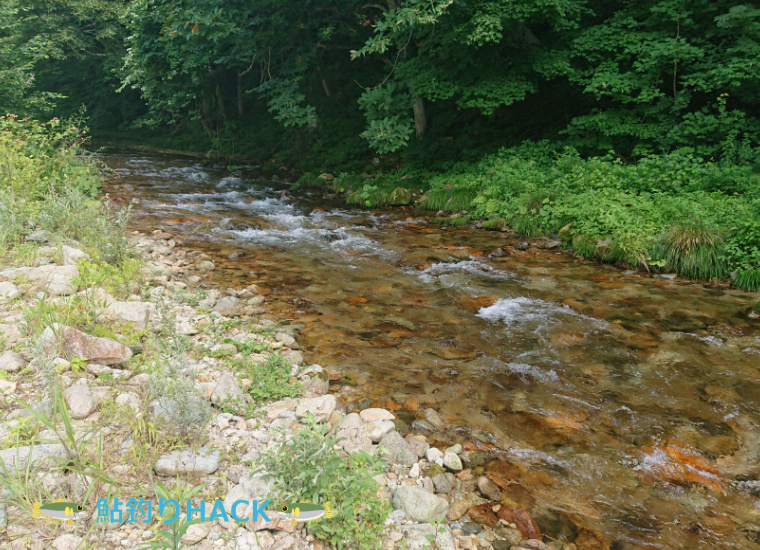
[413,95,426,139]
[237,72,245,117]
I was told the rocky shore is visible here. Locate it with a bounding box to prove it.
[0,230,573,550]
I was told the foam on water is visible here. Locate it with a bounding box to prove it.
[506,362,560,383]
[417,259,516,287]
[477,296,605,332]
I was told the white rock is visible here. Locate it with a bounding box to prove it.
[61,246,87,266]
[443,451,463,472]
[102,302,155,329]
[426,447,444,463]
[26,265,80,296]
[64,384,99,419]
[409,463,420,478]
[294,395,337,423]
[359,408,396,422]
[0,281,21,300]
[364,419,395,443]
[180,517,211,544]
[0,351,26,373]
[154,448,220,476]
[52,534,84,550]
[115,392,141,412]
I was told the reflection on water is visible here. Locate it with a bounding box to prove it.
[102,154,760,549]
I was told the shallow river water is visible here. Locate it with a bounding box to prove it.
[101,153,760,549]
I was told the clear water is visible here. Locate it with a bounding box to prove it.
[102,154,760,549]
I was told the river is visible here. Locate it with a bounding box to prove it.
[101,153,760,549]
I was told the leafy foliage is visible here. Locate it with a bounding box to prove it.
[258,413,391,550]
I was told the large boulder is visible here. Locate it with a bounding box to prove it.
[40,324,133,365]
[392,486,450,523]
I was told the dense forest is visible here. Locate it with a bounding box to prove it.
[2,0,760,291]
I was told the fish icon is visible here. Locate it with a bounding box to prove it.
[276,502,332,525]
[33,499,87,524]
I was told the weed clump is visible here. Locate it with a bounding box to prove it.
[655,220,727,280]
[147,362,211,439]
[258,413,390,550]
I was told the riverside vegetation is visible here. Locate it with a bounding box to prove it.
[0,119,557,550]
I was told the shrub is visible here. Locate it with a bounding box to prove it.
[258,414,390,550]
[147,362,211,439]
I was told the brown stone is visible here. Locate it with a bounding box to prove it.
[467,503,499,527]
[574,527,610,550]
[496,507,541,540]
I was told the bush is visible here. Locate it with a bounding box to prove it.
[0,115,134,269]
[258,414,390,550]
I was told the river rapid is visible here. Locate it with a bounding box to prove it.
[101,153,760,549]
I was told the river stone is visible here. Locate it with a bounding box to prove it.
[0,281,21,300]
[0,506,6,530]
[115,392,141,412]
[398,524,456,550]
[62,246,87,266]
[180,516,211,544]
[275,332,297,348]
[211,373,248,412]
[196,260,215,272]
[84,287,116,305]
[388,187,414,206]
[0,351,26,372]
[26,265,79,296]
[0,323,23,345]
[40,324,133,365]
[103,301,155,329]
[379,431,417,465]
[392,486,449,523]
[426,447,444,463]
[282,349,304,367]
[154,448,220,476]
[360,408,396,422]
[213,296,245,317]
[423,408,446,429]
[406,435,430,458]
[26,229,52,243]
[336,413,375,454]
[52,534,83,550]
[365,419,395,443]
[432,472,456,494]
[443,451,463,472]
[295,394,337,423]
[220,474,276,531]
[0,443,68,475]
[478,476,503,501]
[64,384,98,419]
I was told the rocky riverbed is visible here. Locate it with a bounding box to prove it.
[0,230,565,550]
